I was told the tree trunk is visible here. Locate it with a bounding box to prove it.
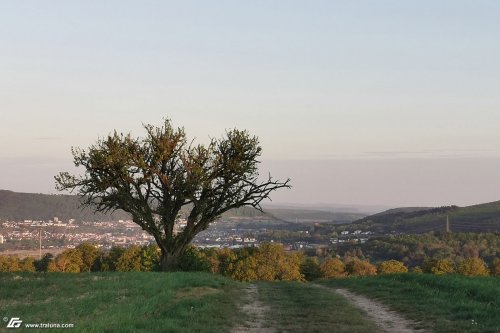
[159,232,194,271]
[159,251,177,271]
[160,248,187,271]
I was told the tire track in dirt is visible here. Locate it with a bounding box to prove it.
[332,287,429,333]
[232,284,275,333]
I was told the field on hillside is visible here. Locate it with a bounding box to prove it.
[0,272,379,333]
[0,272,243,333]
[319,274,500,333]
[1,272,498,332]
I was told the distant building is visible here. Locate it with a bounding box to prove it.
[173,219,187,235]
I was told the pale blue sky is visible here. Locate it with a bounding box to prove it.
[1,1,500,207]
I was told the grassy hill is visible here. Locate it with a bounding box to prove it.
[0,272,378,333]
[0,272,242,333]
[1,272,498,332]
[348,201,500,233]
[0,190,365,223]
[320,274,500,333]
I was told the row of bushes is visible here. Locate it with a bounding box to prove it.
[301,256,498,280]
[1,242,499,281]
[0,243,160,273]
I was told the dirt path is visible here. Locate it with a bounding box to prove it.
[232,284,275,333]
[332,288,428,333]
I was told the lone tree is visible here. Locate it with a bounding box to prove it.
[55,120,290,270]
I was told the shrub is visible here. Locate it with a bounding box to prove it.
[217,247,237,275]
[99,247,125,271]
[345,258,377,276]
[0,255,21,272]
[254,243,303,281]
[140,244,160,271]
[48,249,83,272]
[301,257,323,281]
[457,258,489,276]
[490,258,500,276]
[377,260,408,274]
[320,258,346,278]
[178,246,212,272]
[230,256,258,281]
[200,248,221,274]
[75,242,101,272]
[115,246,143,272]
[34,253,54,272]
[423,258,455,275]
[411,266,423,274]
[227,243,303,281]
[278,252,304,281]
[20,257,36,272]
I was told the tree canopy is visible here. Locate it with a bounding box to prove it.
[55,119,290,270]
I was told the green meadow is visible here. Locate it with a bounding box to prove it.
[1,272,498,332]
[0,272,242,333]
[319,274,500,333]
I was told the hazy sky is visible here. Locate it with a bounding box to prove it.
[1,1,500,208]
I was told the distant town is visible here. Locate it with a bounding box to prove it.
[0,216,376,256]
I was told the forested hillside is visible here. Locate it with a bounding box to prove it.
[0,190,364,223]
[348,202,500,233]
[0,190,131,221]
[333,232,500,267]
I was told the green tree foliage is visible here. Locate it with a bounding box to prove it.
[75,242,101,272]
[320,258,346,279]
[0,256,20,272]
[377,260,408,274]
[253,243,303,281]
[55,119,290,271]
[301,257,323,281]
[48,249,83,273]
[216,247,237,275]
[178,246,212,272]
[113,245,160,272]
[140,244,161,271]
[345,258,377,276]
[344,232,500,268]
[222,247,258,281]
[457,258,489,276]
[423,258,455,275]
[187,244,304,282]
[491,258,500,276]
[99,247,125,271]
[34,253,54,272]
[20,257,36,272]
[1,241,498,282]
[230,256,258,282]
[115,245,143,272]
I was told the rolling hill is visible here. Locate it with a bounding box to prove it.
[0,190,365,223]
[0,190,133,222]
[348,201,500,233]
